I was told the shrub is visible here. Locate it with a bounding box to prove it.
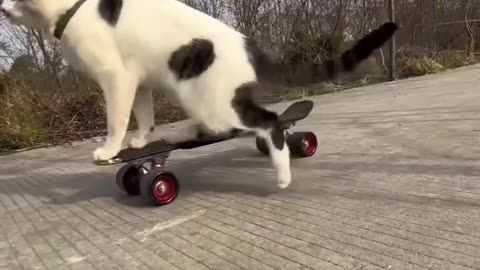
[400,56,445,77]
[0,72,186,151]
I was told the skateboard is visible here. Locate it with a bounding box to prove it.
[95,100,318,206]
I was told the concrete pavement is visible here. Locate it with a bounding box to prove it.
[1,64,480,270]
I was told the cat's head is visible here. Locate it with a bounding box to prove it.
[0,0,71,29]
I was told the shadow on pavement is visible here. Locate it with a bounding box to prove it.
[0,146,288,208]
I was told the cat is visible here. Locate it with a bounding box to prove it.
[0,0,398,188]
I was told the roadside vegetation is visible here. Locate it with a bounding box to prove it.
[1,0,478,152]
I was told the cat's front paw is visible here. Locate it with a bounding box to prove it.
[93,145,120,161]
[129,136,148,149]
[277,168,291,189]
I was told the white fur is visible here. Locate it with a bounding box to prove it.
[1,0,293,188]
[257,129,291,188]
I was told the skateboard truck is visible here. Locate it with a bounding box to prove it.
[114,151,179,206]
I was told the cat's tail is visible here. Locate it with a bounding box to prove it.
[246,22,398,87]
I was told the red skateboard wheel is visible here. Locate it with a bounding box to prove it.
[140,170,179,206]
[116,164,142,195]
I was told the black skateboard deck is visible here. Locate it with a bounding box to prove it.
[278,100,313,127]
[95,99,314,165]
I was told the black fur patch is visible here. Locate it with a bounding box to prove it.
[244,37,323,87]
[168,39,215,80]
[232,83,284,150]
[340,22,398,71]
[231,83,278,129]
[270,125,285,150]
[98,0,123,25]
[244,22,398,87]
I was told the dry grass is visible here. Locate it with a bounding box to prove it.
[0,49,477,153]
[0,72,185,152]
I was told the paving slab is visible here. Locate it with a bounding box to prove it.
[1,64,480,270]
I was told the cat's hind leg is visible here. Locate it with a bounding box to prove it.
[160,122,218,144]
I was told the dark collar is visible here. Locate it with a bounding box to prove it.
[53,0,87,40]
